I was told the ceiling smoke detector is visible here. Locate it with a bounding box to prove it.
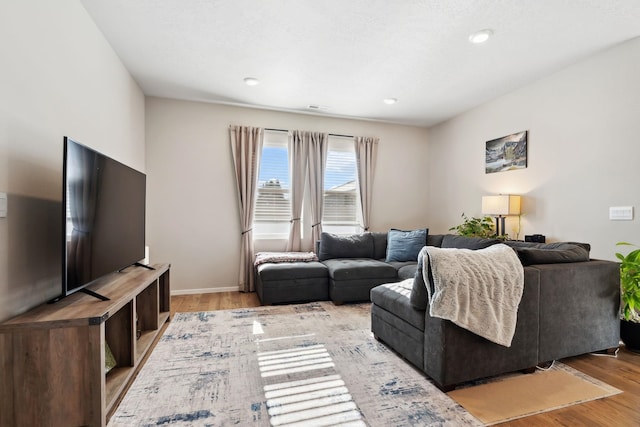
[243,77,259,86]
[383,98,398,105]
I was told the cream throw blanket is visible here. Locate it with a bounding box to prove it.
[420,244,524,347]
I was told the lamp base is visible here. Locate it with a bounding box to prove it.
[495,215,506,236]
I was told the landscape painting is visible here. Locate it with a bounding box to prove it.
[485,131,528,174]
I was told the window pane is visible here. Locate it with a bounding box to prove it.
[255,132,290,237]
[323,137,358,235]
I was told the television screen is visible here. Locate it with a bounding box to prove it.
[62,137,146,298]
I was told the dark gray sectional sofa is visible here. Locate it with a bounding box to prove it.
[370,235,621,390]
[256,230,430,305]
[256,230,620,390]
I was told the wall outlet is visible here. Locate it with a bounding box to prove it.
[609,206,633,221]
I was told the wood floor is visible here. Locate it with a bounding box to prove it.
[170,292,640,427]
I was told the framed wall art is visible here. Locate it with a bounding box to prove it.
[485,130,528,174]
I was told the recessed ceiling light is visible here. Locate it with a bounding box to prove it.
[243,77,259,86]
[468,29,494,44]
[383,98,397,105]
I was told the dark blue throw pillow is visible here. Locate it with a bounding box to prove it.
[385,228,428,262]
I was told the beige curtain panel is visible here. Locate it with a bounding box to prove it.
[354,136,379,232]
[286,130,309,252]
[307,132,328,244]
[229,125,264,292]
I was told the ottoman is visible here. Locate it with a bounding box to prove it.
[255,261,329,305]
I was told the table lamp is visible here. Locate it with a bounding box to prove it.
[481,195,521,236]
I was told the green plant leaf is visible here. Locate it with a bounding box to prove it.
[617,242,640,322]
[450,213,502,239]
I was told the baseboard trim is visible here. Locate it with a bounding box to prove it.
[171,286,240,296]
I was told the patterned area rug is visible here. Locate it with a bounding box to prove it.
[109,302,480,426]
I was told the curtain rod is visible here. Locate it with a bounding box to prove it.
[265,128,354,138]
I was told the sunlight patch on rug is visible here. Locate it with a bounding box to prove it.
[258,337,364,426]
[258,344,335,377]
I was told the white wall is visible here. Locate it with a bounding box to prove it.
[426,37,640,260]
[0,0,145,321]
[145,98,429,293]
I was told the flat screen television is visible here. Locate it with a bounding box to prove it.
[60,136,146,300]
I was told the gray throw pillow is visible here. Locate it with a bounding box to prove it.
[538,241,591,253]
[385,228,428,262]
[370,232,388,260]
[515,244,589,266]
[427,234,445,247]
[318,232,374,260]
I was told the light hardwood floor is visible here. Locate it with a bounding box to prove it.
[169,292,640,427]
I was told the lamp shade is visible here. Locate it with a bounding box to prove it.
[482,195,521,216]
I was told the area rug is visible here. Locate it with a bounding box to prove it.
[108,302,618,426]
[448,362,622,425]
[108,302,478,426]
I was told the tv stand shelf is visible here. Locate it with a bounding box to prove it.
[0,263,171,427]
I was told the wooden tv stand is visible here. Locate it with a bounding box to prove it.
[0,263,171,427]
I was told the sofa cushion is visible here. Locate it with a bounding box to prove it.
[504,240,541,249]
[505,240,590,252]
[541,241,590,253]
[514,243,590,266]
[371,280,425,331]
[386,261,418,280]
[323,258,397,280]
[441,234,501,250]
[371,232,388,260]
[318,232,374,260]
[427,234,445,247]
[398,263,419,280]
[410,252,430,310]
[385,228,428,262]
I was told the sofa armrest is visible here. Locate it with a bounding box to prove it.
[422,267,540,388]
[535,260,620,362]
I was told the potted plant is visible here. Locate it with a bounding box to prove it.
[615,242,640,352]
[449,213,505,239]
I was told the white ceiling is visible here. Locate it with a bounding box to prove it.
[80,0,640,127]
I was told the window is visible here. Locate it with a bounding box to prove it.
[253,132,360,238]
[254,131,290,238]
[323,136,359,235]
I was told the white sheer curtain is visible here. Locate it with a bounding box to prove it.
[307,132,328,244]
[354,136,379,232]
[286,130,308,251]
[229,125,264,292]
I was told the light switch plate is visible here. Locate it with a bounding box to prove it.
[609,206,633,221]
[0,192,6,218]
